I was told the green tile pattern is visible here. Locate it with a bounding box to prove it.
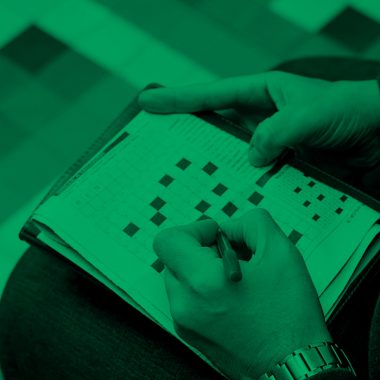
[0,0,380,225]
[322,6,380,51]
[1,26,67,73]
[38,50,108,100]
[0,81,66,132]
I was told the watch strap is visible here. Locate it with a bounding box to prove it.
[257,342,356,380]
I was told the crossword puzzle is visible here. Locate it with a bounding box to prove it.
[117,156,353,273]
[64,113,356,276]
[69,153,354,276]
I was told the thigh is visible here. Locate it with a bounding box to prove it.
[0,247,222,380]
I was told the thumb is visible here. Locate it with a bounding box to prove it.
[248,106,307,167]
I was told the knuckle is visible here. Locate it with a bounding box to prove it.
[253,124,272,151]
[246,207,272,222]
[188,269,223,297]
[244,208,280,238]
[170,302,193,329]
[267,70,285,82]
[287,110,305,130]
[276,239,301,266]
[190,277,214,296]
[189,273,210,294]
[153,227,174,252]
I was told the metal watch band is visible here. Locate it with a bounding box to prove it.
[257,342,356,380]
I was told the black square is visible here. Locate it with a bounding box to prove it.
[123,223,140,237]
[248,191,264,206]
[38,50,107,100]
[222,202,238,217]
[159,174,174,187]
[294,187,302,194]
[307,181,316,188]
[321,7,380,52]
[1,26,67,73]
[176,158,191,170]
[288,230,302,244]
[340,195,348,202]
[195,200,211,213]
[151,212,167,226]
[202,161,218,175]
[336,207,343,215]
[150,197,166,210]
[317,194,325,201]
[151,259,165,273]
[303,200,311,207]
[312,214,320,221]
[212,183,227,196]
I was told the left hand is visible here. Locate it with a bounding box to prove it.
[153,210,331,380]
[139,74,380,178]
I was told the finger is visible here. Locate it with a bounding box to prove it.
[248,105,310,167]
[138,74,275,114]
[220,209,287,263]
[163,270,196,331]
[153,219,219,282]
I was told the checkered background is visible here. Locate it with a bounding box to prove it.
[2,0,380,226]
[1,2,380,373]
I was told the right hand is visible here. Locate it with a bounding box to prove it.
[139,72,380,174]
[153,210,331,380]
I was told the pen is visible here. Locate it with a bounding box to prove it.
[216,228,242,282]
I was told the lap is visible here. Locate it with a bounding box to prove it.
[0,247,221,379]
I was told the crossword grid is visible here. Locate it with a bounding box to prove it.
[65,115,356,274]
[73,158,353,274]
[119,153,352,271]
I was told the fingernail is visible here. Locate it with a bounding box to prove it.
[139,90,158,107]
[248,148,269,167]
[139,90,172,113]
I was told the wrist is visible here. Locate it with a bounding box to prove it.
[244,322,332,379]
[249,342,355,380]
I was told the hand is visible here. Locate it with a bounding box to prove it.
[139,72,380,175]
[153,210,331,380]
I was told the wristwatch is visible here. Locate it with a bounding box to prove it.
[255,342,356,380]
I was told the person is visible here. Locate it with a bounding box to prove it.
[1,62,379,380]
[138,71,380,380]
